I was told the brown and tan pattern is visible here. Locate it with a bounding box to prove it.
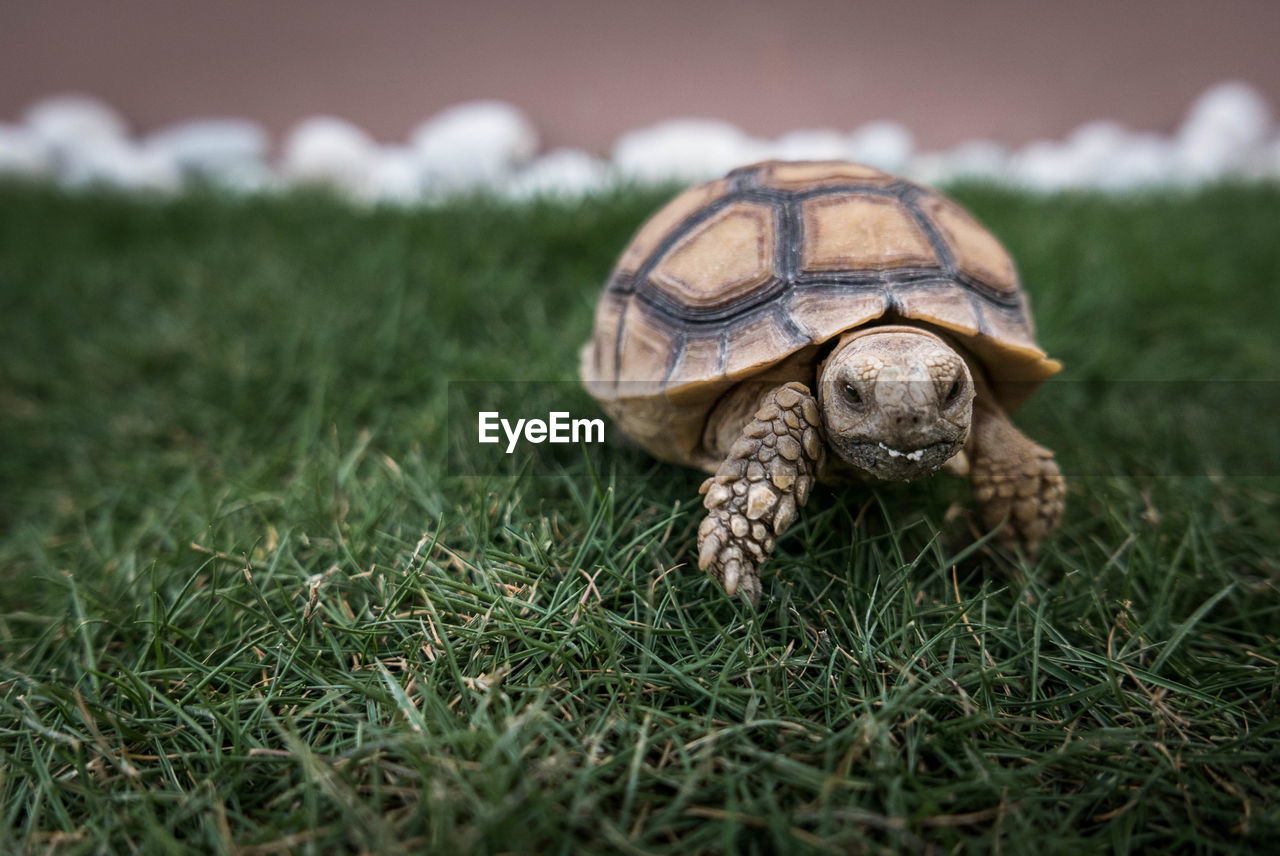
[613,178,735,279]
[755,161,896,192]
[799,194,937,273]
[913,192,1020,294]
[580,160,1065,600]
[649,202,775,310]
[580,159,1059,462]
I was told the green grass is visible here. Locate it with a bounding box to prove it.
[1,180,1278,854]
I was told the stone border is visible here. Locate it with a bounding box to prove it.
[1,81,1275,202]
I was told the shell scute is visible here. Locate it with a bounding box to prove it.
[800,194,937,273]
[754,160,894,191]
[649,202,776,310]
[613,178,735,278]
[914,191,1019,293]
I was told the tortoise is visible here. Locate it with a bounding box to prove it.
[580,160,1065,603]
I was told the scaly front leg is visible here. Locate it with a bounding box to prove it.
[697,382,824,604]
[969,395,1065,552]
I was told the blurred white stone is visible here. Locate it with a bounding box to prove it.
[909,140,1008,184]
[1059,120,1155,190]
[1177,80,1274,180]
[410,100,538,192]
[1011,123,1181,192]
[905,152,948,185]
[1067,120,1129,177]
[12,80,1280,200]
[364,145,428,205]
[847,121,914,173]
[506,148,611,200]
[766,128,848,162]
[58,137,182,192]
[0,124,52,178]
[24,94,128,150]
[950,140,1011,178]
[1093,132,1180,190]
[1008,140,1078,191]
[1259,136,1280,179]
[612,118,766,182]
[280,116,377,195]
[146,118,269,184]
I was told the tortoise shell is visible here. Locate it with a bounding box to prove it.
[581,160,1061,467]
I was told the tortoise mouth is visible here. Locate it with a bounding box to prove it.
[837,439,962,481]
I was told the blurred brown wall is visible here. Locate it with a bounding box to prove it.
[2,0,1277,150]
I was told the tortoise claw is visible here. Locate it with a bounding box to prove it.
[697,382,822,604]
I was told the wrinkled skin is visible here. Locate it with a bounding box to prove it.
[817,326,974,481]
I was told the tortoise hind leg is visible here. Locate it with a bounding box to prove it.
[697,382,824,604]
[969,395,1065,552]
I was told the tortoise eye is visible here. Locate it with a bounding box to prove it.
[946,379,962,402]
[844,383,861,405]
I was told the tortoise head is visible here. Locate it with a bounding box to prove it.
[817,326,974,481]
